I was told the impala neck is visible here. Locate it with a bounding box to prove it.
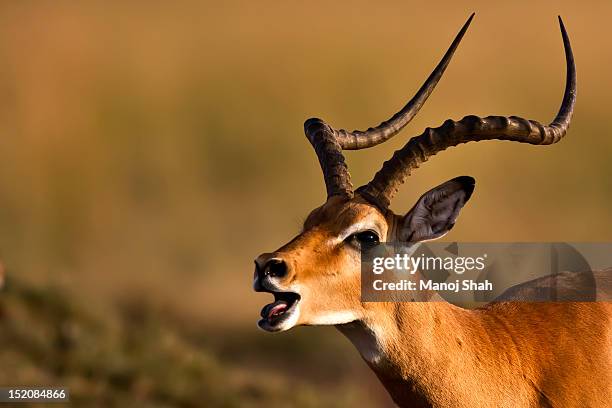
[337,300,506,408]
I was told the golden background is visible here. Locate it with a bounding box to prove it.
[0,1,610,406]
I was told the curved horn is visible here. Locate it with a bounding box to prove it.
[335,12,475,150]
[304,14,474,198]
[304,118,353,198]
[357,16,576,209]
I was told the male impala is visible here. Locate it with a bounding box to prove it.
[253,15,611,407]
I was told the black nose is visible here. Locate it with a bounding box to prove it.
[263,258,287,278]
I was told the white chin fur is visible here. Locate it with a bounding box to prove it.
[258,303,301,332]
[278,303,301,331]
[309,311,359,326]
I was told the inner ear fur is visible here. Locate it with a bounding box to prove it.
[399,176,475,243]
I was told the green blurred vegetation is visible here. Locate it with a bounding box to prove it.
[0,1,610,406]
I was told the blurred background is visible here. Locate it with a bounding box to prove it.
[0,1,610,406]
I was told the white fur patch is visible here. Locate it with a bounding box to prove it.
[337,222,381,242]
[338,321,385,365]
[309,310,359,326]
[275,303,301,332]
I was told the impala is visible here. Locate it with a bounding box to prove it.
[253,15,611,407]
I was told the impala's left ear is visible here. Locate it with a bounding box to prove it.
[399,176,475,243]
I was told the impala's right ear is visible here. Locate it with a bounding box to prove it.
[399,176,475,243]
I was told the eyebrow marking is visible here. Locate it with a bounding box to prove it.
[337,221,381,242]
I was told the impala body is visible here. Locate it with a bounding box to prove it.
[254,15,612,407]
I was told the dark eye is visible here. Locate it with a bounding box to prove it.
[350,230,380,246]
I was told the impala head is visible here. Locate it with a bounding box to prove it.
[254,14,576,332]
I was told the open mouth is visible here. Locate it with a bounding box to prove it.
[258,290,301,331]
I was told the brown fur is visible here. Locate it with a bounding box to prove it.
[340,301,612,407]
[256,196,612,407]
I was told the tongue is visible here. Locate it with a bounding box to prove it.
[267,300,288,319]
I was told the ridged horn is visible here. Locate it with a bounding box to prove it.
[304,14,474,198]
[357,16,576,209]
